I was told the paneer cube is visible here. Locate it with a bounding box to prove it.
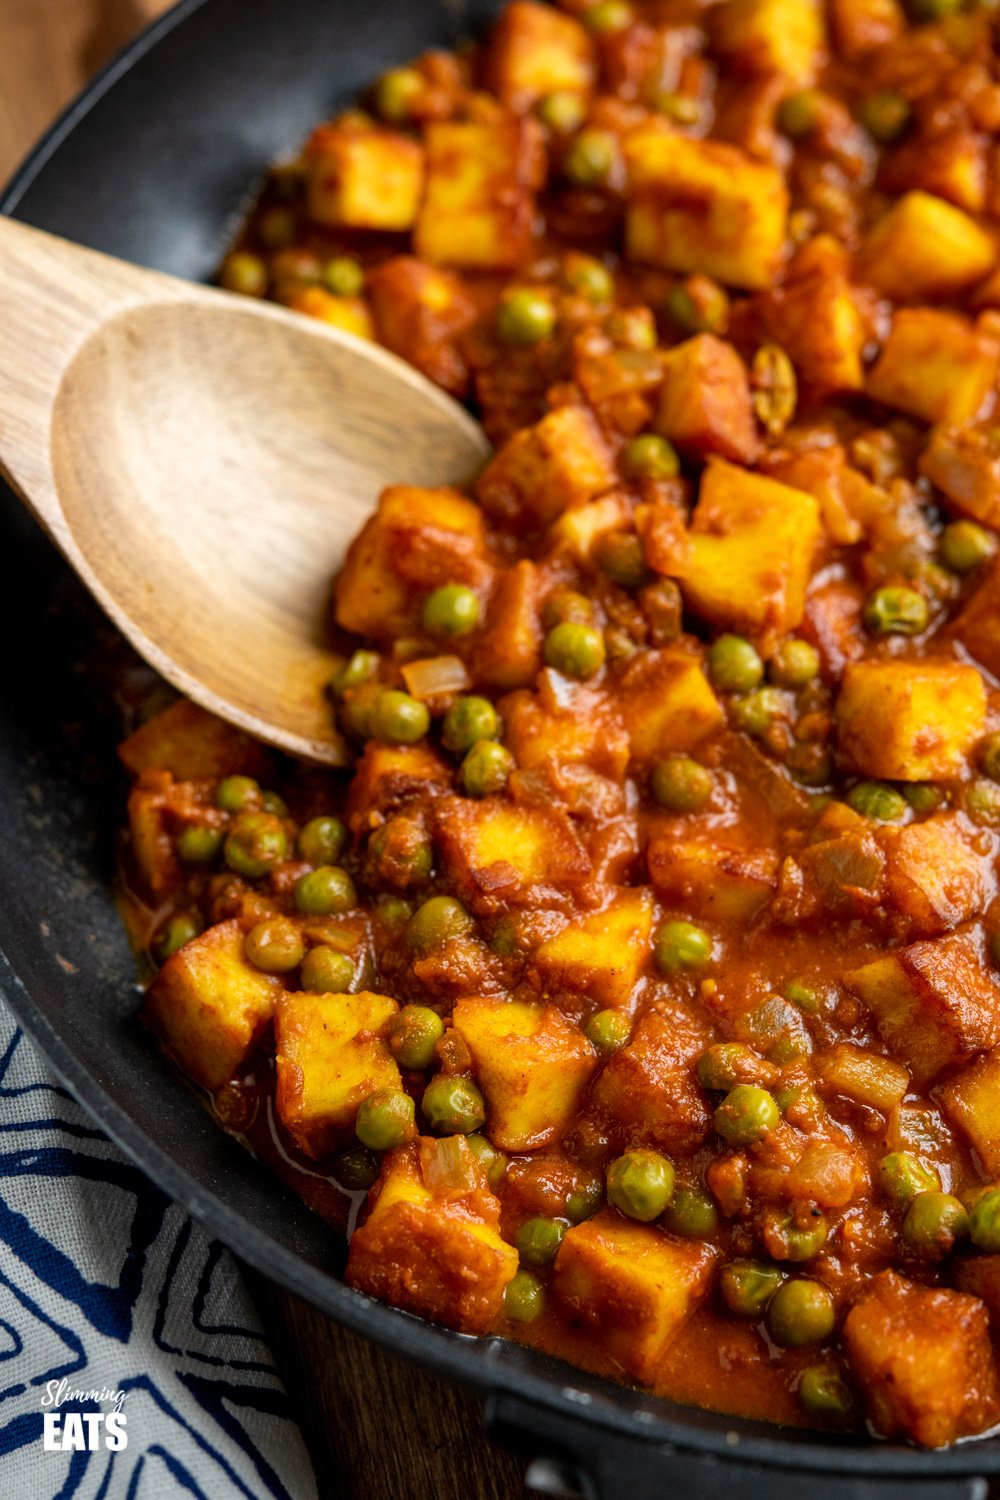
[625,126,788,291]
[920,426,1000,531]
[451,998,597,1150]
[616,648,725,765]
[344,742,452,834]
[648,838,777,921]
[144,920,281,1092]
[306,125,424,231]
[554,1210,717,1381]
[843,1271,1000,1448]
[127,769,184,900]
[828,0,902,59]
[880,815,988,938]
[346,1143,517,1333]
[471,560,544,691]
[835,659,986,781]
[531,889,654,1007]
[367,256,477,397]
[654,335,760,464]
[710,0,826,85]
[588,1003,712,1154]
[753,267,865,400]
[476,406,616,529]
[679,459,821,649]
[859,193,995,302]
[434,796,590,912]
[486,1,594,109]
[548,492,632,564]
[119,699,272,781]
[940,1047,1000,1176]
[275,990,400,1158]
[501,677,630,783]
[953,557,1000,680]
[414,116,543,270]
[866,310,1000,427]
[286,287,375,340]
[844,928,1000,1086]
[335,485,491,639]
[954,1255,1000,1326]
[881,129,987,216]
[817,1044,909,1113]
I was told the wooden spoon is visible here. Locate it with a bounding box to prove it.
[0,217,490,765]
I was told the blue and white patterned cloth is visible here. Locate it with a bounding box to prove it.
[0,1000,318,1500]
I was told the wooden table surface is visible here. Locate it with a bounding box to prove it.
[0,5,541,1496]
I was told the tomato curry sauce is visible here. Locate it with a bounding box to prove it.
[119,0,1000,1447]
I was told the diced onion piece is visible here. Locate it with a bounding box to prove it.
[419,1134,479,1196]
[402,655,471,700]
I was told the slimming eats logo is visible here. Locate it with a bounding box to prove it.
[40,1378,128,1452]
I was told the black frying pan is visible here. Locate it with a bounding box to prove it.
[0,4,995,1495]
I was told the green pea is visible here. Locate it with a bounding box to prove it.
[731,687,784,737]
[969,1188,1000,1251]
[322,256,364,297]
[331,649,380,695]
[516,1215,568,1266]
[846,781,907,822]
[356,1087,415,1151]
[799,1365,854,1419]
[664,282,728,336]
[261,790,289,817]
[606,1149,675,1222]
[543,588,594,628]
[877,1152,940,1205]
[785,980,821,1014]
[422,584,481,638]
[903,783,944,813]
[497,289,556,345]
[564,129,617,187]
[708,634,764,694]
[390,1005,445,1070]
[334,1146,380,1191]
[407,896,473,953]
[563,254,614,303]
[584,0,632,31]
[544,621,606,680]
[860,89,910,143]
[621,432,680,480]
[902,1191,969,1257]
[767,1209,829,1262]
[653,92,700,124]
[714,1084,779,1146]
[651,756,712,812]
[369,689,430,745]
[863,585,929,636]
[585,1008,631,1056]
[537,90,587,134]
[780,90,825,140]
[460,740,514,798]
[224,811,288,877]
[300,945,355,993]
[154,911,202,963]
[941,519,996,573]
[177,825,225,864]
[421,1074,486,1134]
[442,696,500,754]
[654,919,712,973]
[566,1178,604,1223]
[662,1184,719,1237]
[216,775,261,813]
[374,66,422,122]
[293,865,357,915]
[467,1132,509,1189]
[696,1042,756,1092]
[258,205,297,249]
[980,733,1000,781]
[597,532,649,589]
[767,1278,835,1348]
[769,639,820,688]
[220,251,268,297]
[244,918,305,973]
[297,815,348,866]
[505,1269,545,1323]
[964,778,1000,826]
[377,895,413,928]
[720,1259,784,1317]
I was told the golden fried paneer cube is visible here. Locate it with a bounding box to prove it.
[286,286,375,340]
[835,659,986,781]
[434,795,590,912]
[471,559,544,691]
[367,256,477,397]
[344,742,452,834]
[654,335,759,464]
[881,129,986,216]
[920,426,1000,531]
[119,699,272,781]
[828,0,901,59]
[859,192,995,302]
[145,920,281,1092]
[880,814,988,939]
[844,928,1000,1086]
[753,265,865,400]
[346,1142,517,1333]
[954,1255,1000,1326]
[648,838,778,922]
[127,770,186,900]
[588,1002,712,1154]
[275,990,400,1158]
[306,124,424,231]
[451,997,597,1150]
[485,0,594,109]
[554,1210,717,1381]
[616,648,724,766]
[940,1047,1000,1177]
[414,116,543,270]
[843,1271,1000,1448]
[679,459,821,649]
[335,484,491,638]
[710,0,826,85]
[476,406,616,529]
[953,557,1000,680]
[502,677,630,783]
[625,126,789,291]
[531,889,654,1007]
[866,310,1000,427]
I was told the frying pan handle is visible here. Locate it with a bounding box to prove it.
[486,1392,990,1500]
